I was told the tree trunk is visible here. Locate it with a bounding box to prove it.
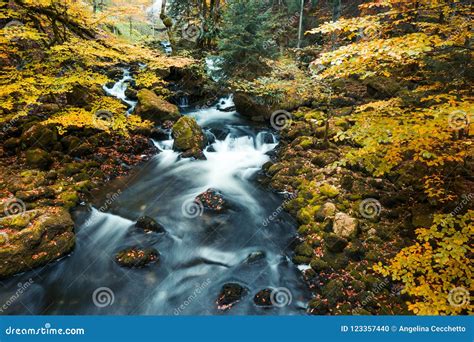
[297,0,305,48]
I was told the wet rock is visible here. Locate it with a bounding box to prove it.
[195,189,226,212]
[136,216,165,233]
[216,283,247,310]
[333,213,358,238]
[125,88,138,101]
[253,288,273,307]
[308,298,329,314]
[325,233,348,253]
[4,137,20,153]
[136,89,180,124]
[21,125,57,150]
[25,148,52,170]
[150,128,169,141]
[106,67,124,81]
[115,247,159,268]
[244,251,266,264]
[0,207,75,278]
[233,92,272,121]
[172,116,206,158]
[315,202,336,222]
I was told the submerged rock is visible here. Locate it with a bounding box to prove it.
[136,89,180,124]
[115,247,159,268]
[244,251,266,264]
[135,216,165,233]
[172,116,206,159]
[216,283,247,310]
[254,288,273,307]
[0,207,75,278]
[195,189,226,212]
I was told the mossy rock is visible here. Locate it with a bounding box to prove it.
[136,89,180,124]
[322,279,345,306]
[0,207,75,278]
[25,148,52,170]
[21,125,57,150]
[310,258,330,272]
[324,233,348,253]
[295,242,313,257]
[172,116,206,154]
[58,191,79,209]
[319,183,340,198]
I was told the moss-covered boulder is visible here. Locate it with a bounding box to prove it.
[172,116,206,158]
[0,207,75,278]
[136,89,180,124]
[25,148,52,170]
[233,92,272,121]
[21,125,57,150]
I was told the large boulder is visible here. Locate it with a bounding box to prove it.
[333,213,358,238]
[21,125,57,150]
[0,207,75,278]
[172,116,206,158]
[25,148,52,170]
[136,89,180,124]
[233,92,272,121]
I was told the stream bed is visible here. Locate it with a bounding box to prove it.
[0,74,310,315]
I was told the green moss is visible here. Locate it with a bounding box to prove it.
[295,242,313,257]
[320,183,340,198]
[58,191,79,209]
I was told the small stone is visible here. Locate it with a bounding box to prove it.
[136,216,165,233]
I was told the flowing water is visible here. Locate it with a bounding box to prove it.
[0,74,310,315]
